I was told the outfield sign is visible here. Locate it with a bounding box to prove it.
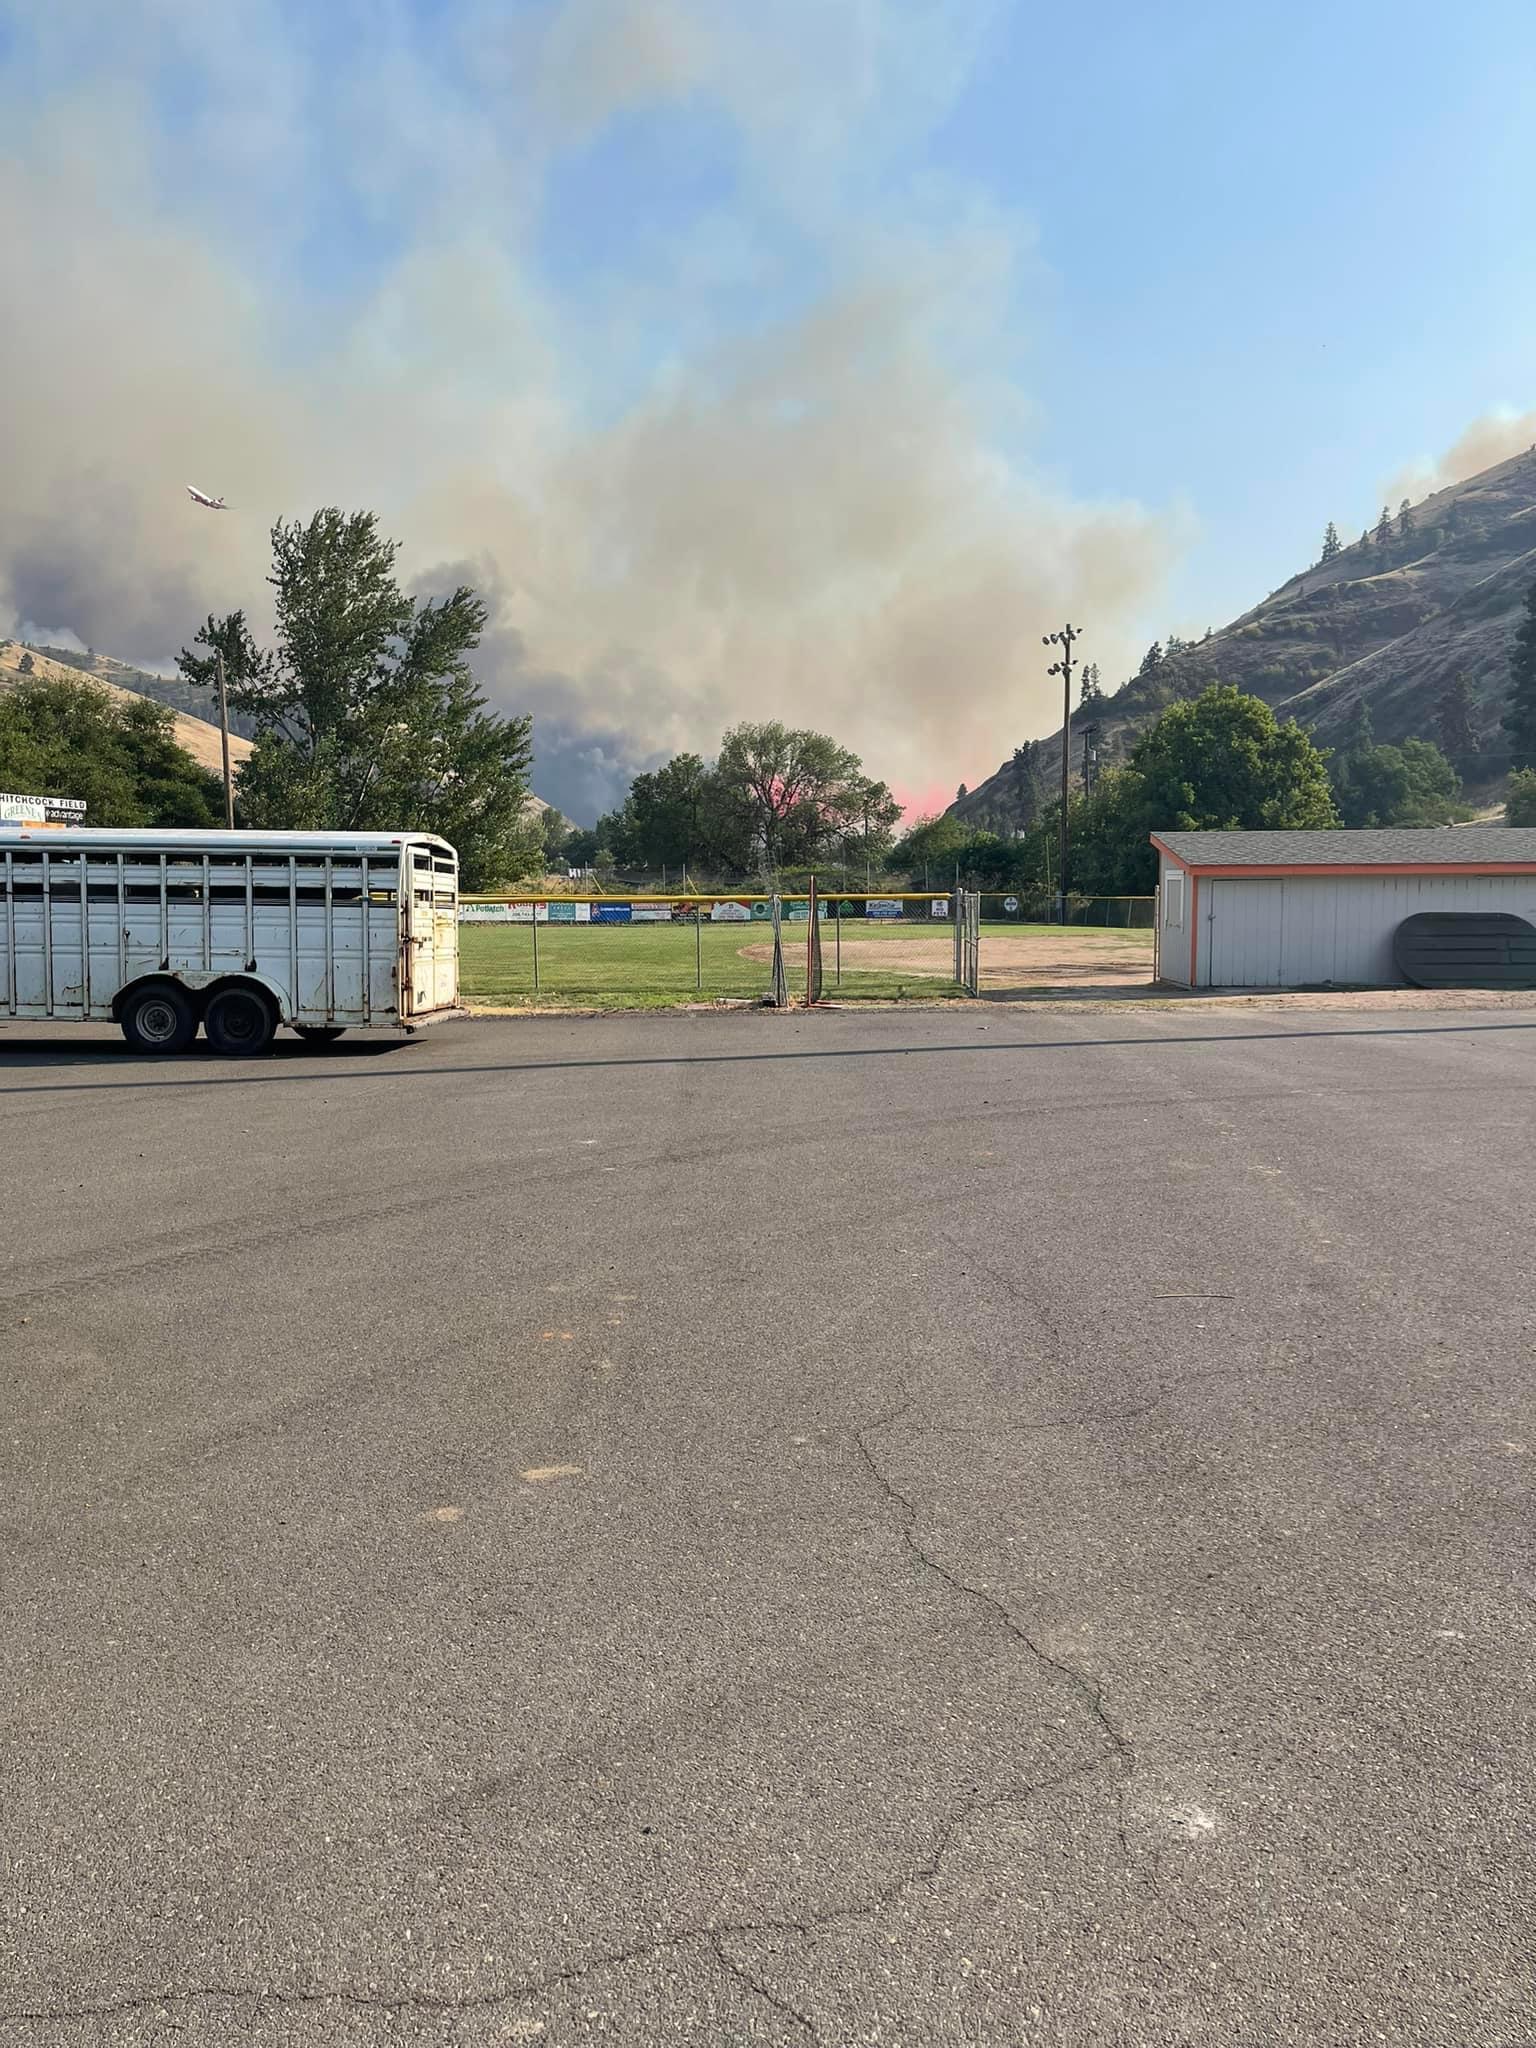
[0,792,87,826]
[710,901,752,922]
[865,899,902,919]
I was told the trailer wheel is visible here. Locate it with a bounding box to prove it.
[120,983,197,1055]
[294,1025,346,1046]
[205,985,277,1057]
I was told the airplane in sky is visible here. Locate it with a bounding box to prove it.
[185,485,228,510]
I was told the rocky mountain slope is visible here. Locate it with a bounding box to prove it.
[952,445,1536,830]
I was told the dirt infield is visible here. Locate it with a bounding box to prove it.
[741,927,1155,990]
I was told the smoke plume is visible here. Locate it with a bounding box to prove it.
[0,0,1176,820]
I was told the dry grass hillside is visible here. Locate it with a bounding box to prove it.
[0,641,253,777]
[954,444,1536,830]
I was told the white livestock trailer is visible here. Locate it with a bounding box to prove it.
[0,828,461,1054]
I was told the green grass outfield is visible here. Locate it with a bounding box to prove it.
[459,915,1017,1008]
[460,916,1154,1008]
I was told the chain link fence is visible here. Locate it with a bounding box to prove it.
[457,892,976,1005]
[457,891,1155,1006]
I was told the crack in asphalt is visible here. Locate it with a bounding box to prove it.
[708,1936,821,2042]
[852,1404,1205,1936]
[3,1407,1187,2041]
[0,1764,1121,2039]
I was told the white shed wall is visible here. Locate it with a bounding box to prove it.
[1196,872,1536,988]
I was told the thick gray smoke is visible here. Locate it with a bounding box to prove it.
[0,0,1181,819]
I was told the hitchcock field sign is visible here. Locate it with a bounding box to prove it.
[0,793,88,826]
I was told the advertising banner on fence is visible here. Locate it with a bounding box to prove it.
[710,901,752,922]
[930,900,949,918]
[630,904,673,922]
[865,900,903,919]
[591,904,631,924]
[0,793,88,826]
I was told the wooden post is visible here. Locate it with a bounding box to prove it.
[215,649,235,829]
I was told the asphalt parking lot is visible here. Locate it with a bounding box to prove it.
[2,1007,1534,2046]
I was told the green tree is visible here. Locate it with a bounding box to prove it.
[1321,521,1341,561]
[1505,767,1536,827]
[563,825,600,868]
[710,722,896,873]
[955,782,968,802]
[1008,739,1043,824]
[1434,674,1479,760]
[887,812,975,880]
[1065,684,1337,892]
[537,806,569,865]
[613,752,713,871]
[177,510,535,888]
[1503,576,1536,770]
[17,651,34,675]
[1375,505,1394,548]
[1397,498,1414,542]
[0,675,224,826]
[1331,736,1465,827]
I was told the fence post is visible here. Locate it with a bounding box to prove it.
[695,899,703,991]
[531,898,540,992]
[769,895,789,1008]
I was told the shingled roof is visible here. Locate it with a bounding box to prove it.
[1152,829,1536,869]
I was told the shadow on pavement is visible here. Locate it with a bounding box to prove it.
[3,1015,1535,1096]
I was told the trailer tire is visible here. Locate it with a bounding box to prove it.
[294,1025,346,1046]
[205,984,278,1057]
[120,983,197,1055]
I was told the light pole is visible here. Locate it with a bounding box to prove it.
[1043,624,1080,924]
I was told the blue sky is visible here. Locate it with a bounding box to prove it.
[2,0,1533,819]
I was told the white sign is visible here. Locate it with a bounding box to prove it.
[710,900,752,922]
[1003,896,1019,913]
[0,792,87,824]
[929,899,948,918]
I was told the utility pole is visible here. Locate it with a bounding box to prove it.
[1081,719,1101,793]
[214,648,235,830]
[1043,623,1080,923]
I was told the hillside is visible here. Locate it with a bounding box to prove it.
[952,445,1536,830]
[0,641,254,777]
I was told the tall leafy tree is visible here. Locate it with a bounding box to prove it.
[0,675,225,826]
[1331,736,1464,827]
[1505,768,1536,827]
[1503,576,1536,770]
[709,722,896,872]
[1374,504,1394,548]
[1321,521,1342,561]
[613,752,713,870]
[1434,674,1479,760]
[1397,498,1415,542]
[177,510,536,888]
[1063,684,1337,892]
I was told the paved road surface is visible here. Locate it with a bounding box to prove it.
[2,1009,1534,2047]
